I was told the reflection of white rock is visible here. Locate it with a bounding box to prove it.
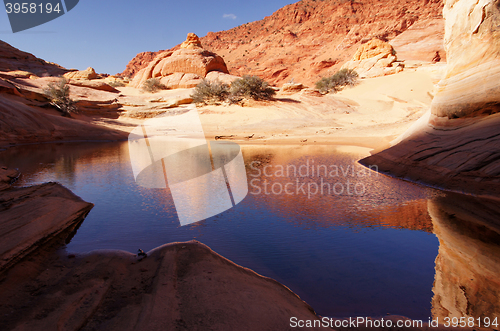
[429,194,500,320]
[128,106,248,225]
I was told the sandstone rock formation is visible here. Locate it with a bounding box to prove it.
[432,0,500,119]
[130,33,229,90]
[352,39,395,61]
[0,40,67,77]
[281,82,306,93]
[180,32,203,49]
[120,51,163,78]
[0,241,323,330]
[121,0,444,86]
[389,18,446,62]
[204,70,240,85]
[67,79,119,92]
[360,0,500,197]
[0,92,126,147]
[0,166,19,191]
[158,72,202,89]
[0,180,93,272]
[64,67,98,80]
[342,39,403,78]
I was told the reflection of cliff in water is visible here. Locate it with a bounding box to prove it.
[430,193,500,320]
[244,146,434,232]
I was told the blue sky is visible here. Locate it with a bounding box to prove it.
[0,0,296,74]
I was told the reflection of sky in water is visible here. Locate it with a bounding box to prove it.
[1,142,439,320]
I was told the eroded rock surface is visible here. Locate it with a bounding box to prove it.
[0,93,126,147]
[342,39,403,78]
[390,18,446,62]
[0,180,93,272]
[0,40,67,77]
[64,67,98,80]
[361,0,500,197]
[130,33,229,89]
[0,166,19,191]
[431,0,500,119]
[121,0,444,86]
[0,241,322,331]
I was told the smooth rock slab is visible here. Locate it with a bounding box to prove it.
[0,240,322,331]
[0,182,93,272]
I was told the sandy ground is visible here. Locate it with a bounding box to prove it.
[86,66,442,153]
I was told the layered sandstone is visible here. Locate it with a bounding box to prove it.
[360,0,500,197]
[0,40,67,77]
[130,33,229,89]
[342,39,403,78]
[121,0,444,86]
[432,0,500,119]
[64,67,98,80]
[429,193,500,320]
[0,92,126,147]
[389,18,446,62]
[0,180,93,272]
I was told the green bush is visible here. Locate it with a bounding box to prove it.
[230,75,276,102]
[43,78,76,116]
[315,68,358,94]
[191,79,230,105]
[141,78,167,93]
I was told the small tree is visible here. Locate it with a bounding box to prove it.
[141,78,167,93]
[43,78,76,116]
[191,79,230,105]
[229,75,276,102]
[315,69,358,94]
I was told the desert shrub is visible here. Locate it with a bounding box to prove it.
[108,79,126,88]
[43,78,76,116]
[315,68,358,94]
[229,75,276,102]
[191,79,230,105]
[141,78,167,93]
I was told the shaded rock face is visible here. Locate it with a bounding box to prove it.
[0,166,20,191]
[431,0,500,119]
[429,193,500,320]
[342,39,403,78]
[64,67,98,80]
[0,40,67,77]
[360,0,500,197]
[0,241,322,330]
[0,181,93,272]
[0,92,125,147]
[130,33,229,89]
[121,0,443,86]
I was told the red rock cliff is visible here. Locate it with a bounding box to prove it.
[120,0,444,86]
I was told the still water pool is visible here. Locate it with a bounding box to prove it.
[1,141,440,320]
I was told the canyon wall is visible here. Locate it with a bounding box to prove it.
[361,0,500,197]
[121,0,444,86]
